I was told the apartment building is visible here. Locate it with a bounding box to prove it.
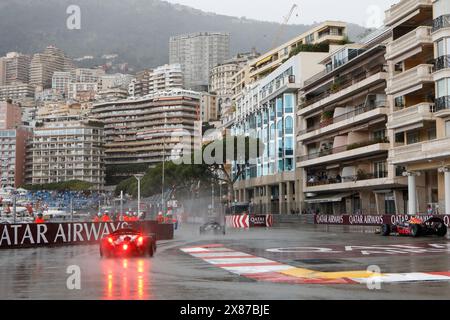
[210,52,260,128]
[0,83,35,101]
[200,92,218,123]
[98,73,132,91]
[0,52,31,86]
[386,0,450,215]
[52,71,71,96]
[91,89,201,169]
[232,51,329,215]
[295,28,408,215]
[128,65,183,97]
[170,32,230,91]
[31,114,105,191]
[0,102,30,188]
[30,46,72,91]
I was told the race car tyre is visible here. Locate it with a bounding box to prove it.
[148,244,154,257]
[436,224,447,237]
[410,224,421,237]
[381,224,391,236]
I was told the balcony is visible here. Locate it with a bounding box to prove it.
[386,64,434,95]
[435,96,450,117]
[385,0,432,27]
[432,15,450,33]
[305,172,391,192]
[385,26,432,60]
[391,138,450,165]
[299,70,388,115]
[387,103,435,131]
[298,103,389,142]
[434,55,450,72]
[298,140,390,168]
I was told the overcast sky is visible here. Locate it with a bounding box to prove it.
[164,0,399,28]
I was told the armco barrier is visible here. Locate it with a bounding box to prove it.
[226,214,273,229]
[0,221,174,249]
[314,214,450,228]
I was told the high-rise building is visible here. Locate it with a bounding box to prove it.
[0,52,31,86]
[30,46,72,91]
[385,0,450,215]
[232,50,330,215]
[210,51,260,128]
[231,22,348,101]
[52,71,71,96]
[296,29,394,215]
[0,83,35,101]
[91,89,201,169]
[170,32,230,91]
[200,92,218,123]
[129,65,184,98]
[31,111,105,190]
[0,102,30,188]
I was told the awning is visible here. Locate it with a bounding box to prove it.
[304,193,355,204]
[255,55,273,67]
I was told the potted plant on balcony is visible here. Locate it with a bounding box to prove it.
[320,110,334,127]
[356,169,368,181]
[330,76,343,93]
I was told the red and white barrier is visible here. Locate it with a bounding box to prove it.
[226,214,273,229]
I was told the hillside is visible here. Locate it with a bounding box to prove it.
[0,0,370,70]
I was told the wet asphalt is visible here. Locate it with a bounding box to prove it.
[0,223,449,300]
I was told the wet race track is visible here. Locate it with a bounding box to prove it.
[1,223,450,300]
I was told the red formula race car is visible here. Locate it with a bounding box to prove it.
[381,217,447,238]
[100,228,157,258]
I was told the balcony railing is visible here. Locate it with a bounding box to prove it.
[301,66,386,108]
[306,171,388,187]
[435,96,450,112]
[434,55,450,72]
[299,138,389,162]
[299,101,386,135]
[432,15,450,32]
[387,64,433,94]
[386,26,432,59]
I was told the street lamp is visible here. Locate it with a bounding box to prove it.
[134,174,144,216]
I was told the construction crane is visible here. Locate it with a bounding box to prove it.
[271,4,299,50]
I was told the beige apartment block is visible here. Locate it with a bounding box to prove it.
[295,28,406,215]
[31,115,105,191]
[91,89,201,168]
[386,0,450,215]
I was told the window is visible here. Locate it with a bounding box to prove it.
[437,78,450,98]
[374,161,387,178]
[285,116,293,134]
[277,120,283,136]
[284,94,294,113]
[394,96,405,109]
[446,121,450,137]
[434,0,450,19]
[407,131,420,144]
[270,124,275,141]
[276,98,283,117]
[428,127,437,140]
[285,137,294,156]
[305,33,315,44]
[373,129,386,141]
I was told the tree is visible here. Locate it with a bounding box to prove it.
[201,135,264,204]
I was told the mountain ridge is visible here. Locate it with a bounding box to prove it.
[0,0,371,70]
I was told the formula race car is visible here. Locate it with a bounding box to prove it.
[100,228,157,258]
[200,220,225,235]
[381,217,447,238]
